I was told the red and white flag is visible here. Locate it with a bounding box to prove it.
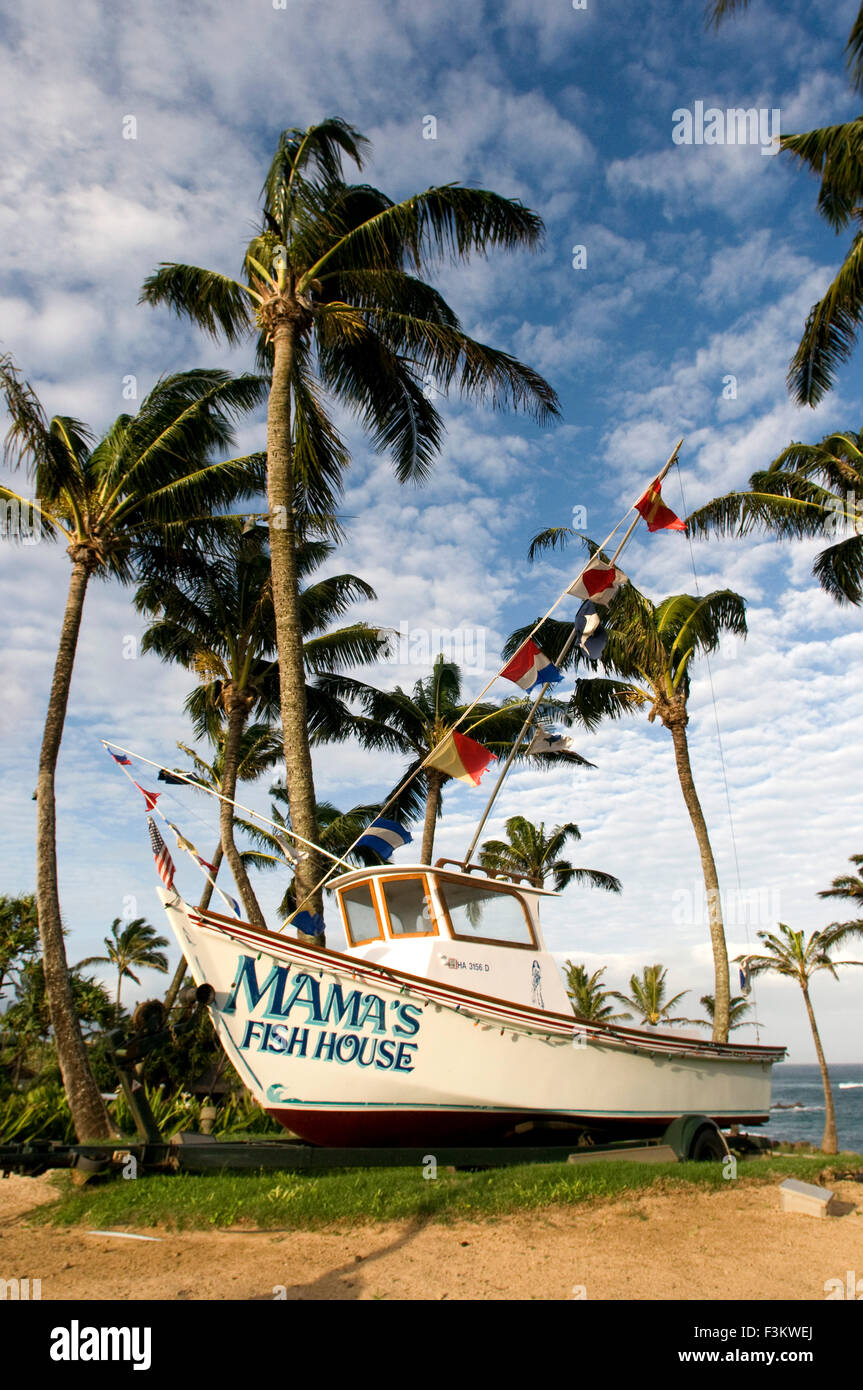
[566,558,627,606]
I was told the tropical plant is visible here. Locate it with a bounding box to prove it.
[508,572,746,1043]
[708,2,863,403]
[698,993,760,1032]
[562,962,632,1023]
[78,918,170,1018]
[137,521,385,925]
[687,429,863,605]
[0,893,39,1004]
[478,817,621,894]
[315,654,586,863]
[608,964,700,1029]
[0,957,116,1091]
[141,117,559,917]
[818,851,863,913]
[738,922,863,1153]
[0,356,266,1140]
[236,790,385,921]
[158,723,286,1010]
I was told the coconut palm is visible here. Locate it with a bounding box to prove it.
[562,962,632,1023]
[687,429,863,605]
[478,817,621,895]
[141,118,559,916]
[508,575,746,1043]
[698,993,760,1033]
[136,522,384,927]
[738,923,863,1153]
[818,852,863,912]
[236,789,386,922]
[79,918,170,1019]
[158,723,286,1011]
[608,964,699,1029]
[315,654,587,864]
[708,4,863,403]
[0,357,266,1140]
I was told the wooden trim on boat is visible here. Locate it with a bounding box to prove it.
[184,901,786,1062]
[376,873,440,939]
[335,881,385,947]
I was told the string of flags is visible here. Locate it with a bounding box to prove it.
[105,455,688,902]
[357,818,413,860]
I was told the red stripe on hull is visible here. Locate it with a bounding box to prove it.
[267,1107,767,1147]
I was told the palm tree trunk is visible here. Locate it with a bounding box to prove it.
[36,556,113,1140]
[267,321,324,915]
[421,770,445,864]
[801,981,838,1154]
[163,842,223,1012]
[220,695,267,929]
[667,716,730,1044]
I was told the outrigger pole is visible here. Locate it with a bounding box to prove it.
[101,739,356,873]
[281,440,685,927]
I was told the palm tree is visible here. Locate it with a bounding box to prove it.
[562,962,632,1023]
[315,654,585,863]
[137,522,385,926]
[140,118,559,916]
[698,993,760,1033]
[818,852,863,913]
[738,923,863,1153]
[0,894,39,1005]
[708,3,863,403]
[509,575,746,1043]
[0,357,266,1140]
[79,918,170,1019]
[687,429,863,605]
[159,723,286,1011]
[236,789,385,922]
[608,964,699,1029]
[478,817,621,894]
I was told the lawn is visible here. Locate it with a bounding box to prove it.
[34,1151,862,1232]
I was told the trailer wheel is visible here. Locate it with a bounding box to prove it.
[690,1125,728,1162]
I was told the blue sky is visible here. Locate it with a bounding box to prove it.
[2,0,863,1064]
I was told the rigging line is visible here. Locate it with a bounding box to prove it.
[676,469,759,1040]
[101,740,353,871]
[282,442,685,928]
[103,747,238,915]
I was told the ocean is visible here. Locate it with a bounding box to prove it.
[761,1063,863,1154]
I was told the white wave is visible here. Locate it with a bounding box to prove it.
[839,1082,863,1090]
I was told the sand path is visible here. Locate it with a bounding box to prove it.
[2,1172,862,1301]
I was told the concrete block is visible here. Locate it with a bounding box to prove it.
[779,1177,836,1218]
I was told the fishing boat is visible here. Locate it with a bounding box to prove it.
[131,444,787,1147]
[159,856,786,1146]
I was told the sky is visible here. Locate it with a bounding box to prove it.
[1,0,862,1064]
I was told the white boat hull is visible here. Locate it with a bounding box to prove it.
[162,893,784,1146]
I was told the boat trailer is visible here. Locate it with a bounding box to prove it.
[1,985,753,1179]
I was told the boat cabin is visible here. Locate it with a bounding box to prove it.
[329,860,571,1014]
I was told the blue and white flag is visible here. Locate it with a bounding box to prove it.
[573,600,608,661]
[738,962,752,998]
[357,817,413,860]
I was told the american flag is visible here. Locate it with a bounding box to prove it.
[147,816,176,891]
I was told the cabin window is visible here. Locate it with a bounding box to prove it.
[339,882,383,946]
[379,876,437,937]
[437,880,536,947]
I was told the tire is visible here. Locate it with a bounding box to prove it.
[690,1125,727,1162]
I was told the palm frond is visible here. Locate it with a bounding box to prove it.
[139,265,257,344]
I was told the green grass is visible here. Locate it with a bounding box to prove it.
[33,1151,862,1232]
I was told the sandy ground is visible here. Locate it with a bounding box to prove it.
[2,1172,862,1300]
